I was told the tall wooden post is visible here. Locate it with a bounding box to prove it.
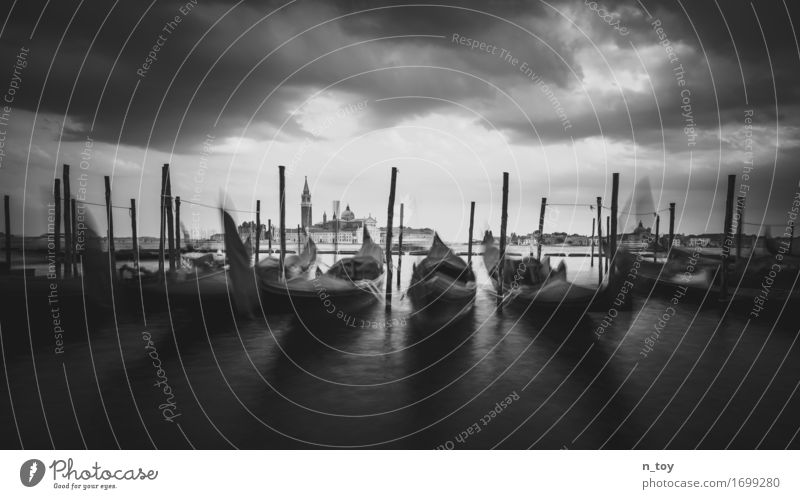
[590,217,595,267]
[164,164,176,272]
[654,214,660,263]
[53,181,62,279]
[735,196,744,260]
[255,200,261,263]
[596,197,603,286]
[267,219,272,255]
[397,203,404,289]
[279,165,286,279]
[605,216,610,272]
[610,172,619,265]
[297,225,301,253]
[3,195,9,273]
[537,197,547,261]
[63,164,73,278]
[385,167,398,310]
[668,202,676,253]
[720,174,736,302]
[130,199,139,272]
[71,198,78,276]
[499,173,509,304]
[3,195,10,273]
[597,211,604,277]
[467,201,475,267]
[159,165,167,275]
[104,176,117,280]
[175,196,181,267]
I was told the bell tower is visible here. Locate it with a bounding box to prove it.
[301,176,312,229]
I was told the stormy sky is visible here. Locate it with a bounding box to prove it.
[0,0,798,240]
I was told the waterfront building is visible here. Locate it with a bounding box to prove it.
[379,227,434,250]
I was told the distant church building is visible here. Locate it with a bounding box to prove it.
[310,203,379,244]
[291,179,377,244]
[288,181,433,249]
[618,220,653,251]
[301,176,312,229]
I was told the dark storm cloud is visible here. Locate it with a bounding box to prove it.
[599,0,800,140]
[0,0,585,153]
[0,0,344,152]
[0,0,798,153]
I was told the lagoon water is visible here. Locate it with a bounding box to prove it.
[2,246,799,449]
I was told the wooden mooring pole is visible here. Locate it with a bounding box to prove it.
[385,167,398,310]
[175,196,181,266]
[130,199,139,272]
[104,176,117,280]
[596,197,603,286]
[71,198,78,276]
[610,173,619,267]
[397,203,404,290]
[720,174,736,302]
[590,217,595,268]
[735,196,744,260]
[3,195,10,273]
[267,219,272,255]
[467,201,475,267]
[164,165,176,272]
[654,214,660,263]
[537,197,546,261]
[499,172,509,305]
[279,165,286,280]
[255,200,261,264]
[668,202,675,254]
[605,215,609,272]
[54,180,62,279]
[63,164,73,278]
[158,165,167,275]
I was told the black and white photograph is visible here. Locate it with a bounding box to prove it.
[1,0,800,492]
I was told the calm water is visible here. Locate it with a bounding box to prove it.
[2,247,799,449]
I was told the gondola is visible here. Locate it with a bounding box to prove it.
[627,247,800,312]
[625,251,716,300]
[481,231,600,312]
[251,225,385,315]
[120,267,234,309]
[116,239,235,311]
[407,233,476,320]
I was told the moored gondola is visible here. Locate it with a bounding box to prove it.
[481,231,600,312]
[625,246,800,313]
[252,225,385,315]
[408,233,476,321]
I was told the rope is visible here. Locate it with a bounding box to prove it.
[76,197,251,215]
[177,199,218,210]
[604,206,670,216]
[178,198,256,214]
[545,202,669,217]
[76,200,129,210]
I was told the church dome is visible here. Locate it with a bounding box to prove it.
[341,204,355,221]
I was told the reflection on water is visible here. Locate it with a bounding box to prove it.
[1,250,799,449]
